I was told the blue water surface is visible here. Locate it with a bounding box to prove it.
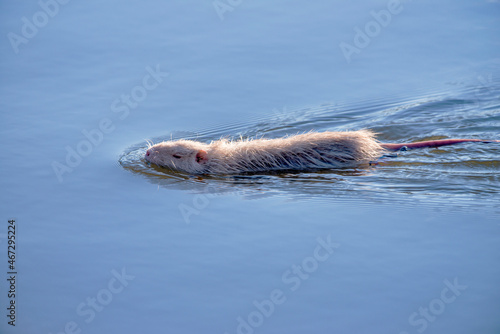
[1,1,499,333]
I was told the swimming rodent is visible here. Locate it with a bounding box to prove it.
[144,130,499,175]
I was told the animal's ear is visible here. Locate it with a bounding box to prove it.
[196,150,208,163]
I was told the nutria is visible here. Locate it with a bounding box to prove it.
[144,130,499,175]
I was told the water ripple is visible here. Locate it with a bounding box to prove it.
[120,79,500,212]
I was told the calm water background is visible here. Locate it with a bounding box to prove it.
[1,1,500,333]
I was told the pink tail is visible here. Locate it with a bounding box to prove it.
[381,139,500,151]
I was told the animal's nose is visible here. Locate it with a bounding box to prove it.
[146,150,150,156]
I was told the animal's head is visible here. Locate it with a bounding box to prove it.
[145,140,209,174]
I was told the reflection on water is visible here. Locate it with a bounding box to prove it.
[120,81,500,211]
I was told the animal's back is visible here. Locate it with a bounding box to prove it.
[206,130,383,174]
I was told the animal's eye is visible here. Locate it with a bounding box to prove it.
[172,154,182,159]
